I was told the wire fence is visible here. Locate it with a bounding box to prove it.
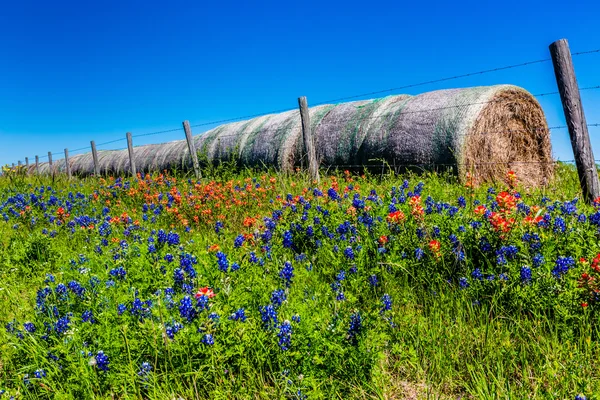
[4,44,600,178]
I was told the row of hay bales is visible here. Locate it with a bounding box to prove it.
[33,84,553,186]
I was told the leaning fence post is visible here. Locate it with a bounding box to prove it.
[183,120,201,180]
[298,96,320,183]
[550,38,600,203]
[64,148,71,179]
[91,140,100,176]
[35,155,39,175]
[126,132,137,177]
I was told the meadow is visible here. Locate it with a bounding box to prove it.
[0,164,598,399]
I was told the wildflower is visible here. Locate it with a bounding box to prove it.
[459,277,469,289]
[82,310,95,323]
[229,308,247,322]
[179,296,197,322]
[471,268,483,281]
[369,274,379,287]
[216,251,229,272]
[271,289,286,307]
[387,210,406,224]
[552,256,575,278]
[109,266,127,280]
[93,351,109,371]
[277,320,292,350]
[520,266,532,284]
[381,294,392,313]
[279,261,294,287]
[234,234,245,248]
[23,322,36,333]
[415,247,424,260]
[344,246,355,260]
[259,304,278,328]
[283,230,293,248]
[348,312,362,342]
[138,362,152,377]
[200,333,214,345]
[34,369,47,379]
[165,321,183,339]
[195,287,216,299]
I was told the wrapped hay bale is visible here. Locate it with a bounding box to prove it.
[34,84,552,186]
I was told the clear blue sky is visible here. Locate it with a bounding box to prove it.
[1,0,599,166]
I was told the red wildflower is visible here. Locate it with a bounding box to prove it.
[195,287,216,299]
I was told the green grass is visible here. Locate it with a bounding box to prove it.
[0,164,597,399]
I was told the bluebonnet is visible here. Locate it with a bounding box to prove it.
[348,312,362,342]
[553,217,567,233]
[117,304,127,315]
[109,266,127,280]
[279,261,294,287]
[560,200,577,215]
[23,322,36,333]
[234,234,245,248]
[533,253,545,268]
[216,252,229,272]
[201,334,214,345]
[381,294,392,313]
[138,362,152,377]
[369,274,379,287]
[271,289,286,307]
[214,221,224,234]
[344,246,355,260]
[520,266,532,284]
[179,296,197,322]
[229,308,247,322]
[283,230,293,248]
[327,187,340,200]
[459,277,469,289]
[471,268,483,281]
[552,256,575,278]
[166,231,180,246]
[415,247,424,260]
[34,369,47,379]
[292,314,301,323]
[82,310,95,323]
[54,315,71,334]
[165,321,183,339]
[130,298,152,320]
[277,320,292,350]
[94,351,109,371]
[259,304,278,328]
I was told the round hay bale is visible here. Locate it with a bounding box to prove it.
[41,85,552,186]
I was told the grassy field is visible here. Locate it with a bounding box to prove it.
[0,164,598,399]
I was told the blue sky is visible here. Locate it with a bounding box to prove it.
[1,0,599,166]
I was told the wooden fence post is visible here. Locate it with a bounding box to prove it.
[48,152,53,176]
[550,38,600,203]
[64,148,71,179]
[35,155,39,175]
[126,132,137,177]
[183,120,201,180]
[25,157,29,174]
[298,96,320,183]
[91,140,100,176]
[18,160,22,167]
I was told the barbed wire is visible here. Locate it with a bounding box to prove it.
[8,48,600,167]
[132,127,184,138]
